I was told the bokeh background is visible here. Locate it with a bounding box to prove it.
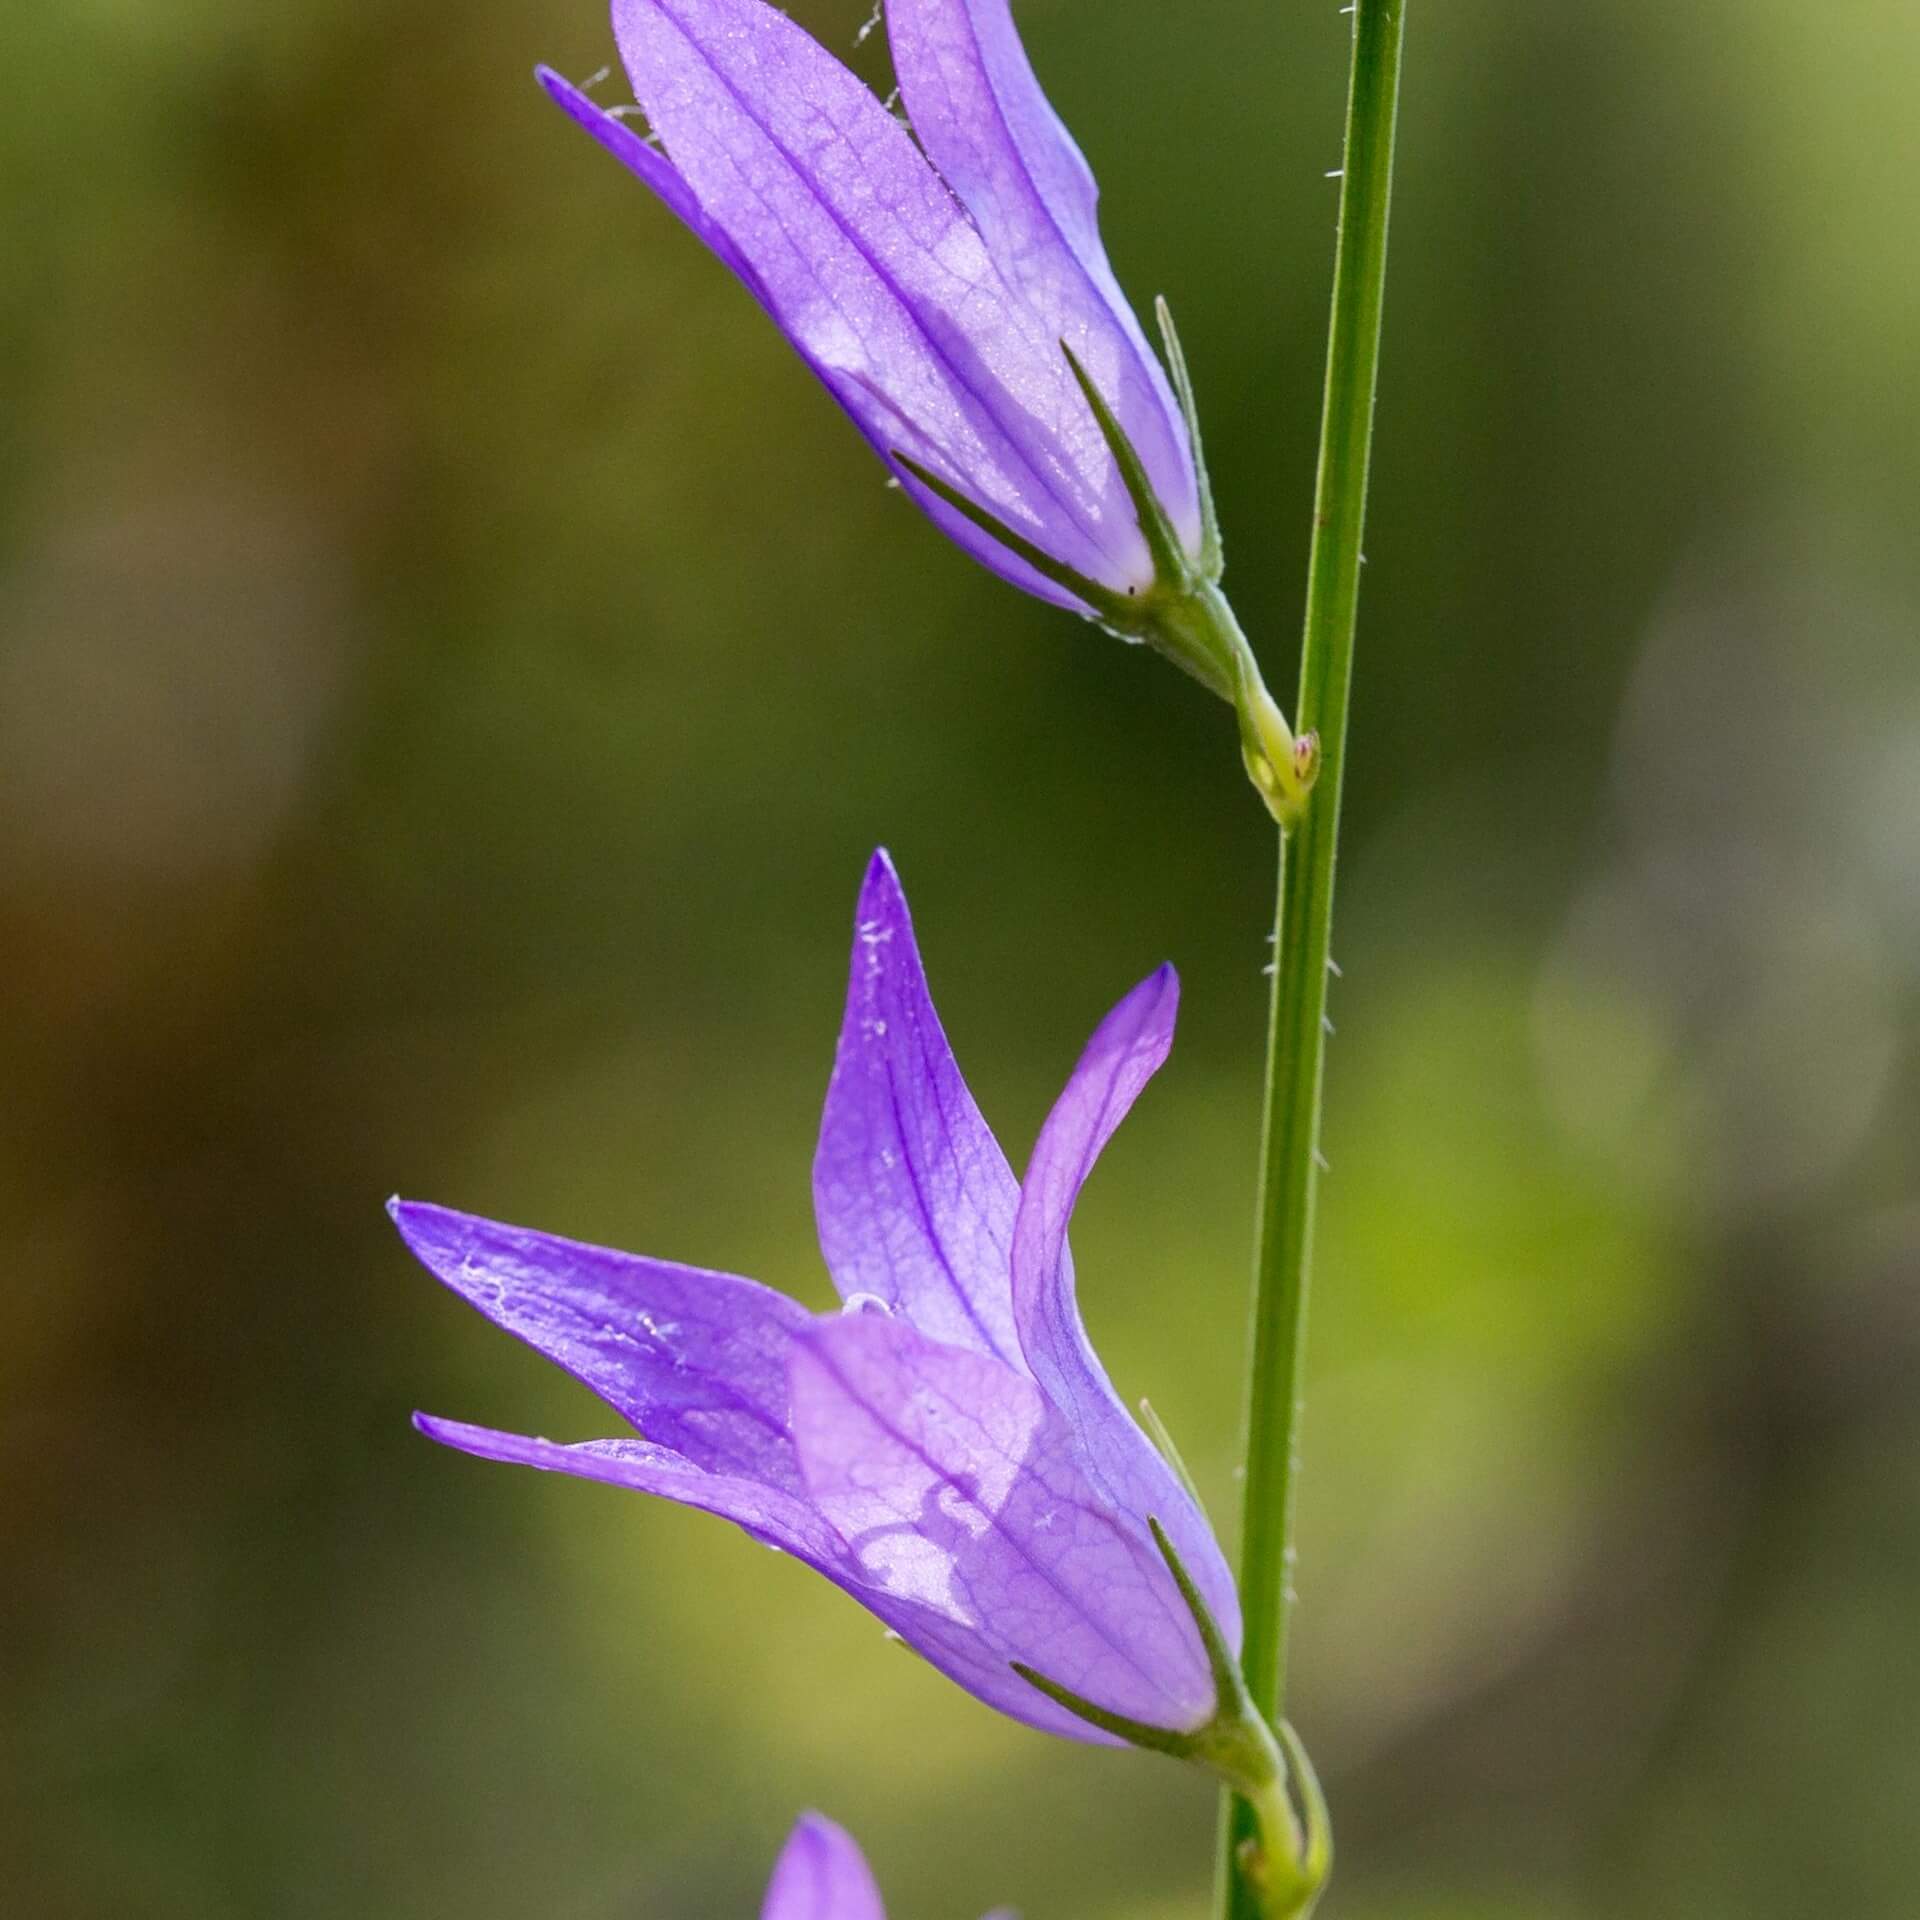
[4,1,1916,1915]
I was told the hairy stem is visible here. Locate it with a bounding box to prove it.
[1216,4,1407,1915]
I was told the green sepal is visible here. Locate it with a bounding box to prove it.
[1059,339,1192,592]
[1155,296,1222,581]
[1008,1660,1200,1761]
[1146,1516,1244,1717]
[890,451,1136,625]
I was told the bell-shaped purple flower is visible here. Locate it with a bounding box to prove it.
[536,4,1315,819]
[541,0,1204,613]
[399,850,1242,1744]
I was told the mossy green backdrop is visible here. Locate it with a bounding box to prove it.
[4,2,1917,1915]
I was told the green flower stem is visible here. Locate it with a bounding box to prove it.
[1217,4,1408,1918]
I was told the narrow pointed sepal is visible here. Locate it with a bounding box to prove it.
[1060,340,1193,594]
[1155,297,1222,581]
[890,451,1136,626]
[1007,1660,1199,1759]
[1146,1515,1244,1716]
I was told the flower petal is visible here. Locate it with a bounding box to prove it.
[539,70,1080,609]
[413,1414,850,1566]
[885,0,1200,550]
[416,1409,1094,1734]
[538,65,766,294]
[1009,968,1242,1651]
[813,851,1022,1367]
[789,1308,1218,1734]
[761,1815,887,1920]
[394,1199,811,1491]
[608,0,1154,594]
[416,1407,1095,1733]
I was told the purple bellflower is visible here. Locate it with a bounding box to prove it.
[761,1812,1010,1920]
[398,854,1324,1859]
[401,852,1328,1906]
[537,2,1314,820]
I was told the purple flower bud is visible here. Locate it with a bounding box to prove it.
[399,850,1241,1744]
[537,0,1206,612]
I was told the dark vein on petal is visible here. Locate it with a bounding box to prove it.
[914,986,1018,1276]
[883,1065,1010,1362]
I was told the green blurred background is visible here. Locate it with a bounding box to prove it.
[3,1,1916,1914]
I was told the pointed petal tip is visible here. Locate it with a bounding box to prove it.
[848,848,919,966]
[534,63,587,110]
[389,1201,526,1306]
[1107,961,1179,1045]
[857,845,904,911]
[388,1195,461,1256]
[764,1811,884,1920]
[387,1194,448,1250]
[819,847,1024,1363]
[1149,962,1179,1022]
[410,1410,562,1465]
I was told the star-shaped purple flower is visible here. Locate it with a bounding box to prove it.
[399,850,1240,1743]
[539,0,1209,621]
